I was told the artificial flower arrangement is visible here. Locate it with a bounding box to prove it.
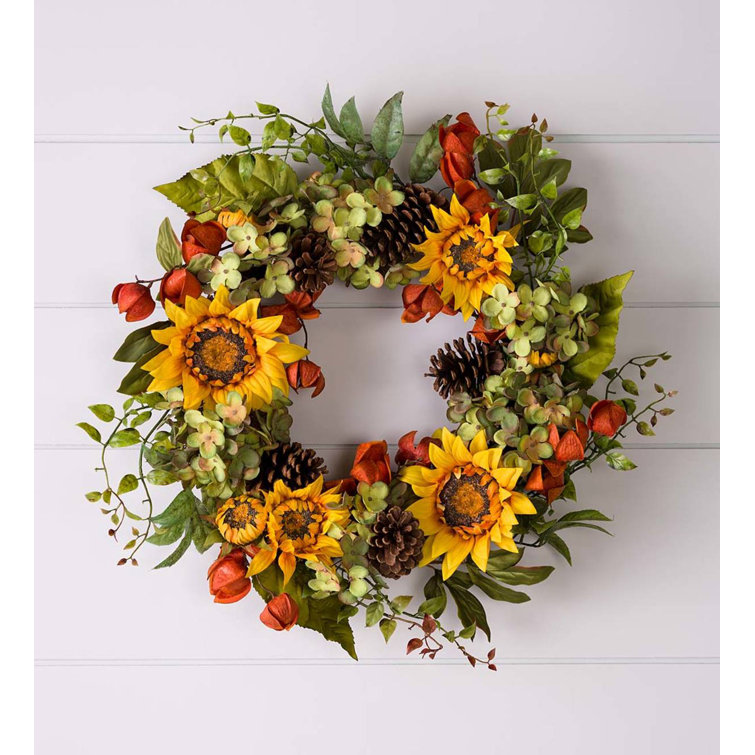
[80,88,675,667]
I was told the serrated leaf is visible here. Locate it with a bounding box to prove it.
[321,84,346,138]
[154,527,192,569]
[151,488,197,528]
[110,429,141,448]
[88,404,115,422]
[117,474,139,494]
[408,115,451,183]
[76,422,101,443]
[155,217,182,271]
[371,91,404,160]
[567,271,634,387]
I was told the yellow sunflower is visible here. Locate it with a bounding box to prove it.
[400,428,536,580]
[143,286,307,410]
[247,476,348,585]
[216,494,269,545]
[410,195,517,320]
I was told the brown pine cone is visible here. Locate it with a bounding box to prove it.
[289,232,337,292]
[256,442,328,491]
[427,334,504,399]
[361,184,449,272]
[367,506,425,579]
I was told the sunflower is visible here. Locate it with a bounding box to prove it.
[143,286,307,410]
[400,428,536,580]
[216,494,269,545]
[410,195,517,321]
[247,476,348,585]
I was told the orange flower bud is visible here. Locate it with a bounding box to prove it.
[351,440,391,485]
[207,548,251,604]
[453,179,499,228]
[439,113,480,187]
[395,431,436,467]
[159,268,202,306]
[111,282,155,322]
[587,400,628,437]
[548,422,587,462]
[401,284,456,324]
[180,219,226,263]
[286,360,325,397]
[260,593,299,631]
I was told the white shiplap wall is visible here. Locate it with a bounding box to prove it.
[35,1,719,753]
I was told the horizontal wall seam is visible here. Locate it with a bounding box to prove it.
[35,442,720,452]
[34,301,721,310]
[35,133,720,145]
[35,656,720,668]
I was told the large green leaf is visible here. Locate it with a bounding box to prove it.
[420,571,447,618]
[113,321,171,363]
[117,347,161,395]
[408,115,451,183]
[446,574,492,640]
[371,92,404,160]
[567,271,634,387]
[488,565,554,586]
[321,84,346,138]
[338,96,364,144]
[467,564,531,603]
[154,154,297,216]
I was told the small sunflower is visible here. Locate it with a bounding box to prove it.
[247,476,348,585]
[400,428,536,580]
[410,195,517,321]
[143,286,307,409]
[216,494,269,545]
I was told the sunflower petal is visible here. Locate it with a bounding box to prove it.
[442,538,474,580]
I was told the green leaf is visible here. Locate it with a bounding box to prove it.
[545,533,572,565]
[338,96,364,144]
[622,378,639,396]
[484,548,523,579]
[506,193,538,210]
[228,125,251,146]
[76,422,101,443]
[379,618,397,643]
[490,565,555,586]
[389,595,412,613]
[88,404,115,422]
[113,321,171,363]
[558,509,612,523]
[536,158,571,187]
[466,564,531,603]
[551,187,587,224]
[146,525,185,547]
[479,168,507,185]
[155,217,182,271]
[422,572,447,618]
[85,491,101,502]
[110,429,141,447]
[446,576,492,640]
[117,474,139,494]
[567,226,593,243]
[321,84,346,138]
[371,91,404,160]
[365,601,384,627]
[256,102,279,115]
[567,271,634,387]
[117,348,161,396]
[154,528,192,569]
[145,469,178,486]
[562,208,583,229]
[151,488,197,527]
[606,451,637,471]
[408,115,451,183]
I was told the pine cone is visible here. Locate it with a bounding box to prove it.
[361,184,449,272]
[256,442,328,491]
[289,232,337,292]
[367,506,425,579]
[427,334,504,399]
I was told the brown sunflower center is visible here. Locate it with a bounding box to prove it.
[186,323,256,385]
[439,472,492,527]
[446,234,483,273]
[279,505,316,540]
[223,501,256,529]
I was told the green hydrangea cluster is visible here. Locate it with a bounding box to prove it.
[481,282,600,362]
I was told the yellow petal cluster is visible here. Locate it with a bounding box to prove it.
[143,286,307,410]
[400,428,536,580]
[410,195,517,320]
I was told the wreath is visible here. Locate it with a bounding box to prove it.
[79,88,675,667]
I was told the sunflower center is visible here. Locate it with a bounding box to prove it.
[186,322,256,385]
[223,501,256,529]
[446,233,483,273]
[279,505,315,540]
[439,472,492,527]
